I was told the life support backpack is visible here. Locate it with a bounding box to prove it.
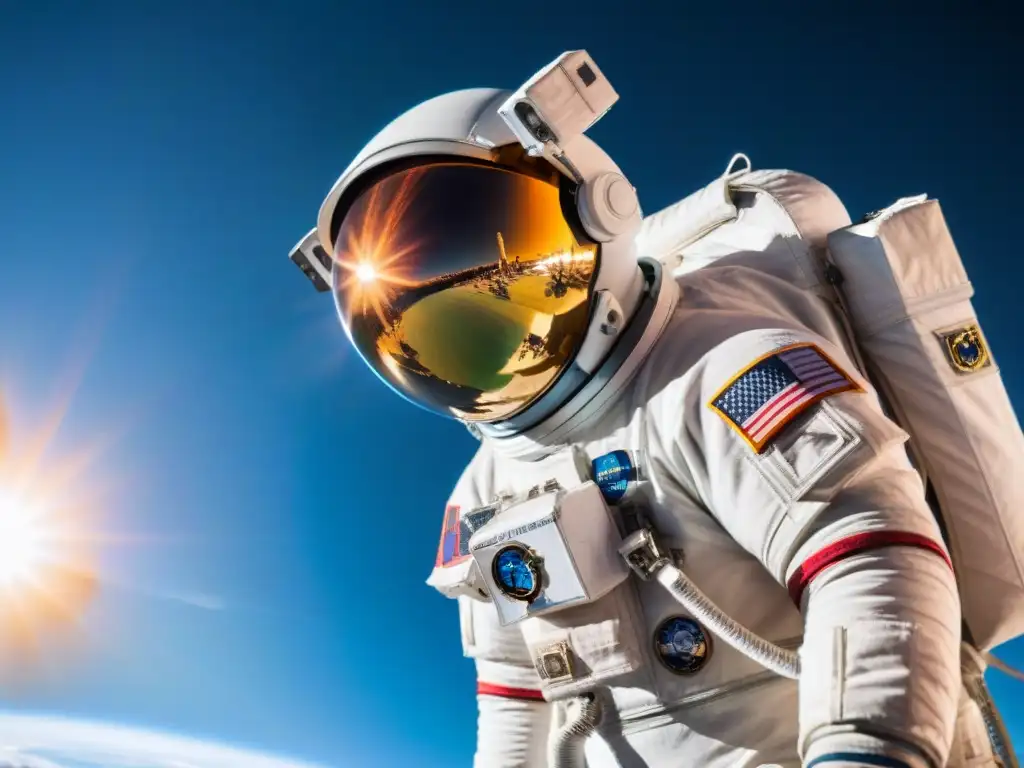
[636,155,1024,654]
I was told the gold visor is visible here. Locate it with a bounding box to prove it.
[332,157,598,422]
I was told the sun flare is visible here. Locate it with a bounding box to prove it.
[0,390,101,658]
[355,263,378,283]
[333,168,425,330]
[0,488,49,588]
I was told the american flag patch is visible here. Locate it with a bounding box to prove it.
[435,503,498,568]
[436,505,464,568]
[709,343,860,453]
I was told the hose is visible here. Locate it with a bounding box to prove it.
[548,693,602,768]
[962,643,1020,767]
[982,651,1024,684]
[654,563,801,680]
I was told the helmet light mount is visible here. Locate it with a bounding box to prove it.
[289,227,332,293]
[497,51,617,164]
[497,51,639,245]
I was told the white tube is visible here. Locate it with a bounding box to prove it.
[654,563,801,680]
[983,651,1024,684]
[548,693,602,768]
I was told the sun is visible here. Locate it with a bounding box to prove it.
[355,262,377,283]
[0,488,49,589]
[0,390,101,660]
[333,167,426,330]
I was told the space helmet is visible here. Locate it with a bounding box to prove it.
[314,52,647,431]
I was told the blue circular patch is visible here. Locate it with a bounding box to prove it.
[654,616,711,675]
[592,450,633,502]
[493,545,541,602]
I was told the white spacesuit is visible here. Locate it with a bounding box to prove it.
[289,52,1021,767]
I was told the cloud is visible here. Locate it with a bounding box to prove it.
[0,712,328,768]
[159,592,226,611]
[99,578,228,613]
[0,748,65,768]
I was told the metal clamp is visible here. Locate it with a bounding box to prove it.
[618,528,670,581]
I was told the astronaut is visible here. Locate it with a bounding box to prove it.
[293,52,1001,767]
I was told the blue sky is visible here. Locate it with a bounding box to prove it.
[0,1,1020,766]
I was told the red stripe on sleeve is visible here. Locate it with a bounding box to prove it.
[787,530,953,606]
[477,681,546,701]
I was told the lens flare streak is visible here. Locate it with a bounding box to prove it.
[334,169,425,331]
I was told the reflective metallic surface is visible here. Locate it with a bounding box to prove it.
[654,616,711,675]
[332,158,598,422]
[493,544,542,602]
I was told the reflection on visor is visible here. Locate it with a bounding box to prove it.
[332,159,598,422]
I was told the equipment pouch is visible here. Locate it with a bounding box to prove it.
[827,198,1024,650]
[468,481,630,627]
[519,578,648,700]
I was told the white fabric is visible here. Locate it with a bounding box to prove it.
[797,546,960,767]
[431,259,962,766]
[644,165,1024,653]
[827,199,1024,651]
[948,686,999,767]
[634,174,738,261]
[519,578,649,700]
[475,693,552,768]
[642,167,852,293]
[420,161,1024,766]
[459,595,542,691]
